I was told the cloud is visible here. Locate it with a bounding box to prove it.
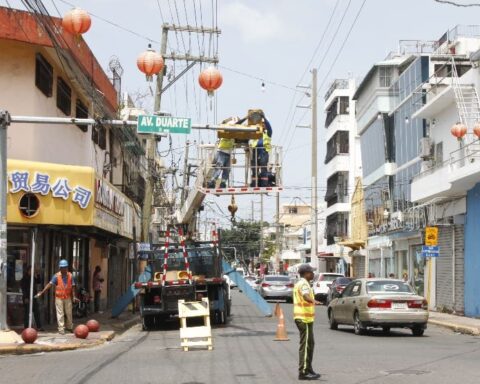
[220,2,285,43]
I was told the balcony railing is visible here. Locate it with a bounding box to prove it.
[325,79,349,101]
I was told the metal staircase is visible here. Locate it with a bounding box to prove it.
[451,57,480,159]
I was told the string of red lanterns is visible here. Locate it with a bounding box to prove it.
[61,8,223,92]
[451,122,467,140]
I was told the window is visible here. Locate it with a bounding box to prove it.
[435,142,443,165]
[18,193,40,218]
[288,207,298,214]
[56,77,71,115]
[75,99,89,132]
[35,53,53,97]
[339,97,349,114]
[379,66,393,87]
[92,124,107,150]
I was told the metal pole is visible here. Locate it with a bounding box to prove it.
[275,192,280,268]
[0,110,11,330]
[28,228,37,328]
[311,69,318,270]
[142,26,169,243]
[260,195,264,268]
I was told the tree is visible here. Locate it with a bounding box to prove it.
[219,220,268,266]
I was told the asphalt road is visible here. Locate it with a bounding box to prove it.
[1,291,480,384]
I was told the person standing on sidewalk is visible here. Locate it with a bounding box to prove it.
[36,259,78,334]
[21,265,44,331]
[92,265,104,313]
[293,264,321,381]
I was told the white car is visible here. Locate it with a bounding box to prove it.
[313,273,344,303]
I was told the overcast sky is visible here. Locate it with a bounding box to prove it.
[4,0,480,226]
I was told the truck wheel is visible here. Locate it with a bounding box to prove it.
[142,315,154,331]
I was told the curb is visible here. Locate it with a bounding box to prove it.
[428,319,480,336]
[0,331,116,356]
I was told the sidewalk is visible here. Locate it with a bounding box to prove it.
[428,310,480,336]
[0,310,140,355]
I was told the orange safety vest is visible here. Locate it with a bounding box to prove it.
[55,272,73,299]
[293,278,315,323]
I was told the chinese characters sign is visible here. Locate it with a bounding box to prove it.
[8,170,92,209]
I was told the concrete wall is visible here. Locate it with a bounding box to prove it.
[464,183,480,316]
[0,40,110,175]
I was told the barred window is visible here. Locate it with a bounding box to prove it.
[35,53,53,97]
[92,124,107,150]
[75,99,89,132]
[56,77,71,115]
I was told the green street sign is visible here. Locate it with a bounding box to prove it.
[137,115,192,134]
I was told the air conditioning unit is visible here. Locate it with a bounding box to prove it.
[419,137,433,159]
[420,160,434,173]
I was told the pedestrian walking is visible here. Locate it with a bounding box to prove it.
[92,265,104,313]
[21,265,44,331]
[293,264,321,380]
[36,259,78,334]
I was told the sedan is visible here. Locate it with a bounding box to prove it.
[258,275,294,302]
[313,273,344,303]
[327,278,429,336]
[326,277,352,304]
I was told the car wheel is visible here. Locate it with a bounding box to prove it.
[412,326,424,336]
[382,326,390,334]
[328,309,338,330]
[353,312,366,335]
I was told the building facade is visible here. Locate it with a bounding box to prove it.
[1,7,147,326]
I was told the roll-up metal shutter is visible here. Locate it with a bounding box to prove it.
[453,225,465,313]
[352,254,366,278]
[436,225,464,313]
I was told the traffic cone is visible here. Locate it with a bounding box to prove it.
[273,303,289,341]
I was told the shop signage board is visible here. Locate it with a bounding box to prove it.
[137,115,191,135]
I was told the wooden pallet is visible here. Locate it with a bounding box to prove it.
[178,298,213,352]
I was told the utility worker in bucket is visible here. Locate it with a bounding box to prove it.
[294,264,321,380]
[207,117,238,189]
[249,111,272,187]
[36,259,78,335]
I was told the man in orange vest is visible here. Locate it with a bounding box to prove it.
[294,264,321,380]
[36,259,78,334]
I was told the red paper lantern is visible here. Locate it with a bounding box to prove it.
[198,66,223,96]
[451,123,467,140]
[62,8,91,36]
[86,319,100,332]
[473,123,480,138]
[74,324,89,339]
[21,327,38,344]
[137,45,164,81]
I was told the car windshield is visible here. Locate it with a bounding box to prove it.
[336,277,352,285]
[265,276,291,282]
[321,274,343,282]
[366,280,413,294]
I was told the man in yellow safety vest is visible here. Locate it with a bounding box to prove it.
[294,264,321,380]
[207,118,238,188]
[249,112,272,187]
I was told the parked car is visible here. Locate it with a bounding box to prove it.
[313,273,344,303]
[258,275,294,302]
[326,277,352,304]
[327,278,429,336]
[244,275,260,291]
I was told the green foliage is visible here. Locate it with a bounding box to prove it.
[219,220,269,263]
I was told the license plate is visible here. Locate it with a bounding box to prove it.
[392,302,408,310]
[271,286,284,291]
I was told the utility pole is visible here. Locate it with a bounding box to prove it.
[0,110,10,331]
[311,69,318,270]
[260,195,264,265]
[142,23,220,242]
[275,192,280,269]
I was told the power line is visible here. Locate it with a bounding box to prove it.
[433,0,480,6]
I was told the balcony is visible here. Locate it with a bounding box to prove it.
[411,140,480,202]
[325,155,350,178]
[325,79,350,102]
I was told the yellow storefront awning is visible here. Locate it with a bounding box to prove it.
[337,239,366,251]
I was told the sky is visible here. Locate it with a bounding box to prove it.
[4,0,480,227]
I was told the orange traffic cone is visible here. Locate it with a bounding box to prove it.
[273,303,289,341]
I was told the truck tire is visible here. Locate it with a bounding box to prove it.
[142,315,154,331]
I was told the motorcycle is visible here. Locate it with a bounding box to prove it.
[73,287,91,318]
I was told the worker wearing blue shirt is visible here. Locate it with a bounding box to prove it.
[249,114,272,187]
